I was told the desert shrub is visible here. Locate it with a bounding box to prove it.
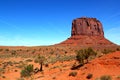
[69,71,77,77]
[76,50,84,65]
[102,49,115,54]
[100,75,112,80]
[116,75,120,79]
[64,51,67,54]
[52,76,56,79]
[86,73,93,79]
[5,49,9,51]
[7,61,13,66]
[49,51,54,55]
[102,49,109,54]
[50,55,75,64]
[76,47,97,65]
[0,49,3,51]
[20,64,33,77]
[16,62,26,69]
[59,55,76,62]
[25,59,33,62]
[26,49,29,52]
[116,48,120,51]
[14,69,18,72]
[0,68,4,74]
[32,50,36,54]
[17,78,25,80]
[50,57,58,64]
[2,76,6,78]
[11,50,17,56]
[34,55,46,71]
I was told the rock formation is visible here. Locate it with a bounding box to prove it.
[71,17,104,37]
[56,17,116,47]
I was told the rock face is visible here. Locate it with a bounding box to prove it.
[56,17,116,47]
[71,17,104,37]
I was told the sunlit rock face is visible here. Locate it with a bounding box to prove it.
[71,17,104,37]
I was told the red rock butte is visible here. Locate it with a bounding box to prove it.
[56,17,116,47]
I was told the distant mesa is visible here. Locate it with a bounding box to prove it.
[56,17,116,47]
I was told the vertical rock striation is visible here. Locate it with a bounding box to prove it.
[71,17,104,37]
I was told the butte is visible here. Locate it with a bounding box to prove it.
[55,17,117,48]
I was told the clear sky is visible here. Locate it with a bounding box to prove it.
[0,0,120,46]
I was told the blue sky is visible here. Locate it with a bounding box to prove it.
[0,0,120,46]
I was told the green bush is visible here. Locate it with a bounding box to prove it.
[102,49,114,54]
[100,75,112,80]
[76,47,97,65]
[20,64,33,77]
[76,50,84,65]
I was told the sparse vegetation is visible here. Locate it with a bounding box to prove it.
[2,75,6,78]
[102,49,115,54]
[52,76,56,79]
[0,46,119,80]
[0,48,3,51]
[69,71,77,77]
[76,47,97,65]
[25,59,33,62]
[5,49,9,51]
[20,64,34,77]
[116,75,120,79]
[100,75,112,80]
[116,48,120,51]
[11,50,16,56]
[34,55,46,71]
[49,51,54,55]
[48,55,75,64]
[32,50,36,54]
[17,78,25,80]
[86,73,93,79]
[0,68,4,74]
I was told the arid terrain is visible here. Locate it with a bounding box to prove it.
[0,17,120,80]
[0,46,120,80]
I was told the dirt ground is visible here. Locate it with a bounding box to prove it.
[0,46,120,80]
